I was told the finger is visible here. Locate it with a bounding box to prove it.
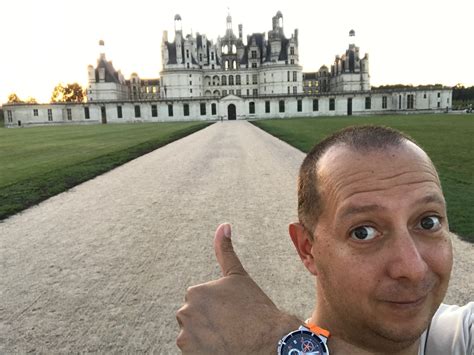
[214,223,248,277]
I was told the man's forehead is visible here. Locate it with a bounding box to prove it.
[317,140,433,174]
[315,141,443,203]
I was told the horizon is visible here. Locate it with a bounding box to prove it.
[1,0,473,104]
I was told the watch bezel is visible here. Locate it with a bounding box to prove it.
[277,328,329,354]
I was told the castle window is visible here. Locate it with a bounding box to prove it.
[211,103,217,115]
[189,81,192,85]
[252,63,257,68]
[287,71,290,82]
[200,103,206,115]
[168,104,174,117]
[265,101,270,113]
[407,94,414,109]
[222,90,227,96]
[199,53,202,61]
[186,49,189,58]
[135,105,141,118]
[84,107,90,119]
[236,75,241,85]
[437,92,441,98]
[365,97,371,110]
[293,86,297,94]
[329,98,335,111]
[187,63,190,68]
[33,109,38,116]
[437,102,441,108]
[382,96,387,109]
[290,47,295,55]
[221,75,227,85]
[249,102,255,114]
[212,64,215,69]
[246,75,250,85]
[236,89,241,96]
[279,100,285,113]
[246,89,250,96]
[230,90,234,95]
[313,99,319,111]
[288,86,290,94]
[229,75,234,85]
[8,110,13,122]
[424,93,427,99]
[291,59,295,64]
[67,108,72,120]
[252,74,258,84]
[211,52,215,60]
[183,103,190,116]
[297,99,302,112]
[293,71,297,82]
[233,61,237,70]
[151,105,158,117]
[251,50,257,59]
[399,95,402,109]
[252,89,258,96]
[117,106,122,118]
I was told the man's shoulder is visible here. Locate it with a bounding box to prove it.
[420,302,473,354]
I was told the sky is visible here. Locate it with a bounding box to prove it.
[1,0,473,103]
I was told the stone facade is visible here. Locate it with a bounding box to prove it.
[160,12,302,99]
[2,13,453,127]
[3,88,452,127]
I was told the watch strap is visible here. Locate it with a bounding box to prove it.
[304,322,330,339]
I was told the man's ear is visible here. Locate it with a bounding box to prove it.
[289,223,318,276]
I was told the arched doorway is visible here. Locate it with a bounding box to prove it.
[227,104,236,120]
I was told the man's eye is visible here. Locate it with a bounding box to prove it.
[350,226,377,241]
[419,216,441,230]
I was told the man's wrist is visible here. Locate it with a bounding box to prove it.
[265,313,303,354]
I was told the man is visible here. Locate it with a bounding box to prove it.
[176,126,473,354]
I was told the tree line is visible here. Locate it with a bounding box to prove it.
[452,84,474,102]
[6,83,85,104]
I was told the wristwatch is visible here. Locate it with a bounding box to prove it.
[277,322,330,354]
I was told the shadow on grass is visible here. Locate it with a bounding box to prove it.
[0,122,211,221]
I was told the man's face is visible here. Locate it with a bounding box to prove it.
[311,142,453,350]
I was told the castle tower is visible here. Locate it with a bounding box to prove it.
[175,14,183,64]
[99,39,106,60]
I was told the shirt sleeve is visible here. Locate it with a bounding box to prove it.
[421,302,473,355]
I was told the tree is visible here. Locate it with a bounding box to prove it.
[7,93,23,103]
[51,83,85,103]
[25,97,38,104]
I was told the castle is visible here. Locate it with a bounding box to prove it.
[3,11,451,127]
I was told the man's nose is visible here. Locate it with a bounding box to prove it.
[386,227,428,282]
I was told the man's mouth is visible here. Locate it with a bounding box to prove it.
[383,294,428,309]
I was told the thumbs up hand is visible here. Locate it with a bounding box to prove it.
[176,223,301,354]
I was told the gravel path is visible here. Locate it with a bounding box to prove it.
[1,121,472,353]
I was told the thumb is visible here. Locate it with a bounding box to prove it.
[214,223,248,277]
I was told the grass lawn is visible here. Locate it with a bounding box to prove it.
[252,114,474,242]
[0,121,212,220]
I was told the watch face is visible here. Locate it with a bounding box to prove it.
[278,329,328,355]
